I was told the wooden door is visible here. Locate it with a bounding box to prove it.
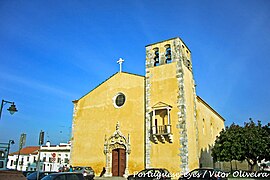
[112,149,119,176]
[119,148,126,176]
[112,148,126,176]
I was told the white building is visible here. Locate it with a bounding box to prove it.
[7,146,39,171]
[259,159,270,171]
[38,141,71,172]
[8,141,71,172]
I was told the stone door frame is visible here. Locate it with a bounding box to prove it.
[104,122,131,178]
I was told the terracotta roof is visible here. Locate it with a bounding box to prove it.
[9,146,39,156]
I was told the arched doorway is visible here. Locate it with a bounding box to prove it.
[104,122,131,177]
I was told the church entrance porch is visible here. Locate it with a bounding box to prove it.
[112,148,126,176]
[104,122,131,178]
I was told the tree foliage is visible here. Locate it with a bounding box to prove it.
[212,119,270,171]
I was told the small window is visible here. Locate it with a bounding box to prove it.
[0,151,5,158]
[113,93,126,108]
[187,59,191,69]
[153,48,159,66]
[210,123,213,137]
[64,158,69,163]
[202,118,205,135]
[116,94,125,107]
[165,44,172,64]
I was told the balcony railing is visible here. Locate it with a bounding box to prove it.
[152,125,171,135]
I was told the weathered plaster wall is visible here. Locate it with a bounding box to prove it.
[196,96,225,167]
[70,72,145,174]
[147,62,181,173]
[70,37,226,178]
[145,38,199,176]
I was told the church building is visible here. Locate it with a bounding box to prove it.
[70,37,225,178]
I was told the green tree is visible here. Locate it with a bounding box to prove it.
[212,119,270,171]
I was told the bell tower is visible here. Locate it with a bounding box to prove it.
[145,37,193,70]
[145,37,199,173]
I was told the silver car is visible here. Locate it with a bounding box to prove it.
[73,167,95,180]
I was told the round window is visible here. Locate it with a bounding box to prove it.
[114,93,126,108]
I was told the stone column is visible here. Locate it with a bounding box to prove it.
[152,110,156,134]
[124,151,129,178]
[124,134,131,178]
[167,108,171,133]
[104,152,112,177]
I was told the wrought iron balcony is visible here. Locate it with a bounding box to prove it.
[151,125,173,144]
[151,125,171,135]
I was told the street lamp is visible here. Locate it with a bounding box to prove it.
[5,140,15,167]
[0,99,18,119]
[0,140,15,168]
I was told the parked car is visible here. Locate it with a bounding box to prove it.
[178,168,228,180]
[22,171,35,177]
[41,172,85,180]
[128,168,171,180]
[27,171,55,180]
[73,166,95,180]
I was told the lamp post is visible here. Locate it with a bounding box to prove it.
[0,99,18,119]
[5,140,14,167]
[37,131,44,180]
[15,133,26,170]
[0,140,15,168]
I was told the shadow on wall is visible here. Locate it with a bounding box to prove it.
[199,146,259,171]
[199,146,214,168]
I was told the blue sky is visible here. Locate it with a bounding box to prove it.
[0,0,269,151]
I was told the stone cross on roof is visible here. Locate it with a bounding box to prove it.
[117,58,124,72]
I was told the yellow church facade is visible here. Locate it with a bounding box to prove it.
[70,37,225,178]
